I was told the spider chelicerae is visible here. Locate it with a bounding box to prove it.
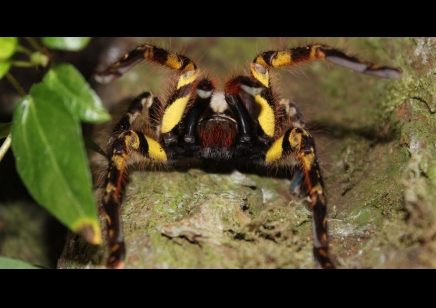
[95,41,402,269]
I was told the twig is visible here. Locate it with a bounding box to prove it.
[0,133,12,162]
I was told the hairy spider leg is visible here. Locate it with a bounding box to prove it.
[250,45,403,137]
[265,128,334,269]
[251,44,402,89]
[102,92,168,269]
[223,75,333,268]
[278,99,306,197]
[249,45,402,268]
[95,43,197,84]
[100,46,201,268]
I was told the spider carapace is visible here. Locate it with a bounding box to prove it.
[95,42,402,269]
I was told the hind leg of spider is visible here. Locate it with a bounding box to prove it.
[102,92,168,269]
[264,127,334,269]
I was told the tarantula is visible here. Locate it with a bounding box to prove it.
[95,41,401,269]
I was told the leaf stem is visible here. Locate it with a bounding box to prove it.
[0,133,12,162]
[5,72,26,98]
[24,37,44,53]
[15,45,33,57]
[2,73,26,161]
[11,60,36,68]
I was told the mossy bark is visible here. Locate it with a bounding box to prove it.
[58,37,436,269]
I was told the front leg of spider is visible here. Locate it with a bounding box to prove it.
[249,44,401,269]
[98,44,200,268]
[102,92,169,269]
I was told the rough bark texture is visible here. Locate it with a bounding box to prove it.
[57,37,436,269]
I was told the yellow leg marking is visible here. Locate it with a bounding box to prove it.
[253,56,269,68]
[161,96,190,133]
[271,51,292,67]
[183,62,196,73]
[310,45,325,59]
[166,53,183,70]
[111,243,120,253]
[105,214,112,226]
[255,95,275,137]
[321,232,327,243]
[145,136,167,161]
[106,182,117,193]
[143,45,154,61]
[288,130,302,148]
[109,229,114,238]
[112,154,126,171]
[104,183,119,205]
[177,70,199,89]
[318,248,328,258]
[265,136,284,162]
[250,63,269,88]
[123,131,140,151]
[311,45,320,60]
[301,152,315,170]
[310,183,323,195]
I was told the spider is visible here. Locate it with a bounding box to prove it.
[95,41,402,269]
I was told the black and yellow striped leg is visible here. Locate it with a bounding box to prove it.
[265,127,334,269]
[103,140,128,269]
[103,93,167,268]
[95,43,198,84]
[112,92,154,132]
[95,44,201,143]
[103,130,167,269]
[251,44,402,89]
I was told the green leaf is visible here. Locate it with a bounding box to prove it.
[11,85,101,245]
[0,62,11,80]
[0,37,18,60]
[0,256,42,269]
[44,64,111,123]
[42,37,91,51]
[0,122,11,139]
[30,51,49,67]
[84,136,107,158]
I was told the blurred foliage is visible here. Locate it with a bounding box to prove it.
[0,37,109,268]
